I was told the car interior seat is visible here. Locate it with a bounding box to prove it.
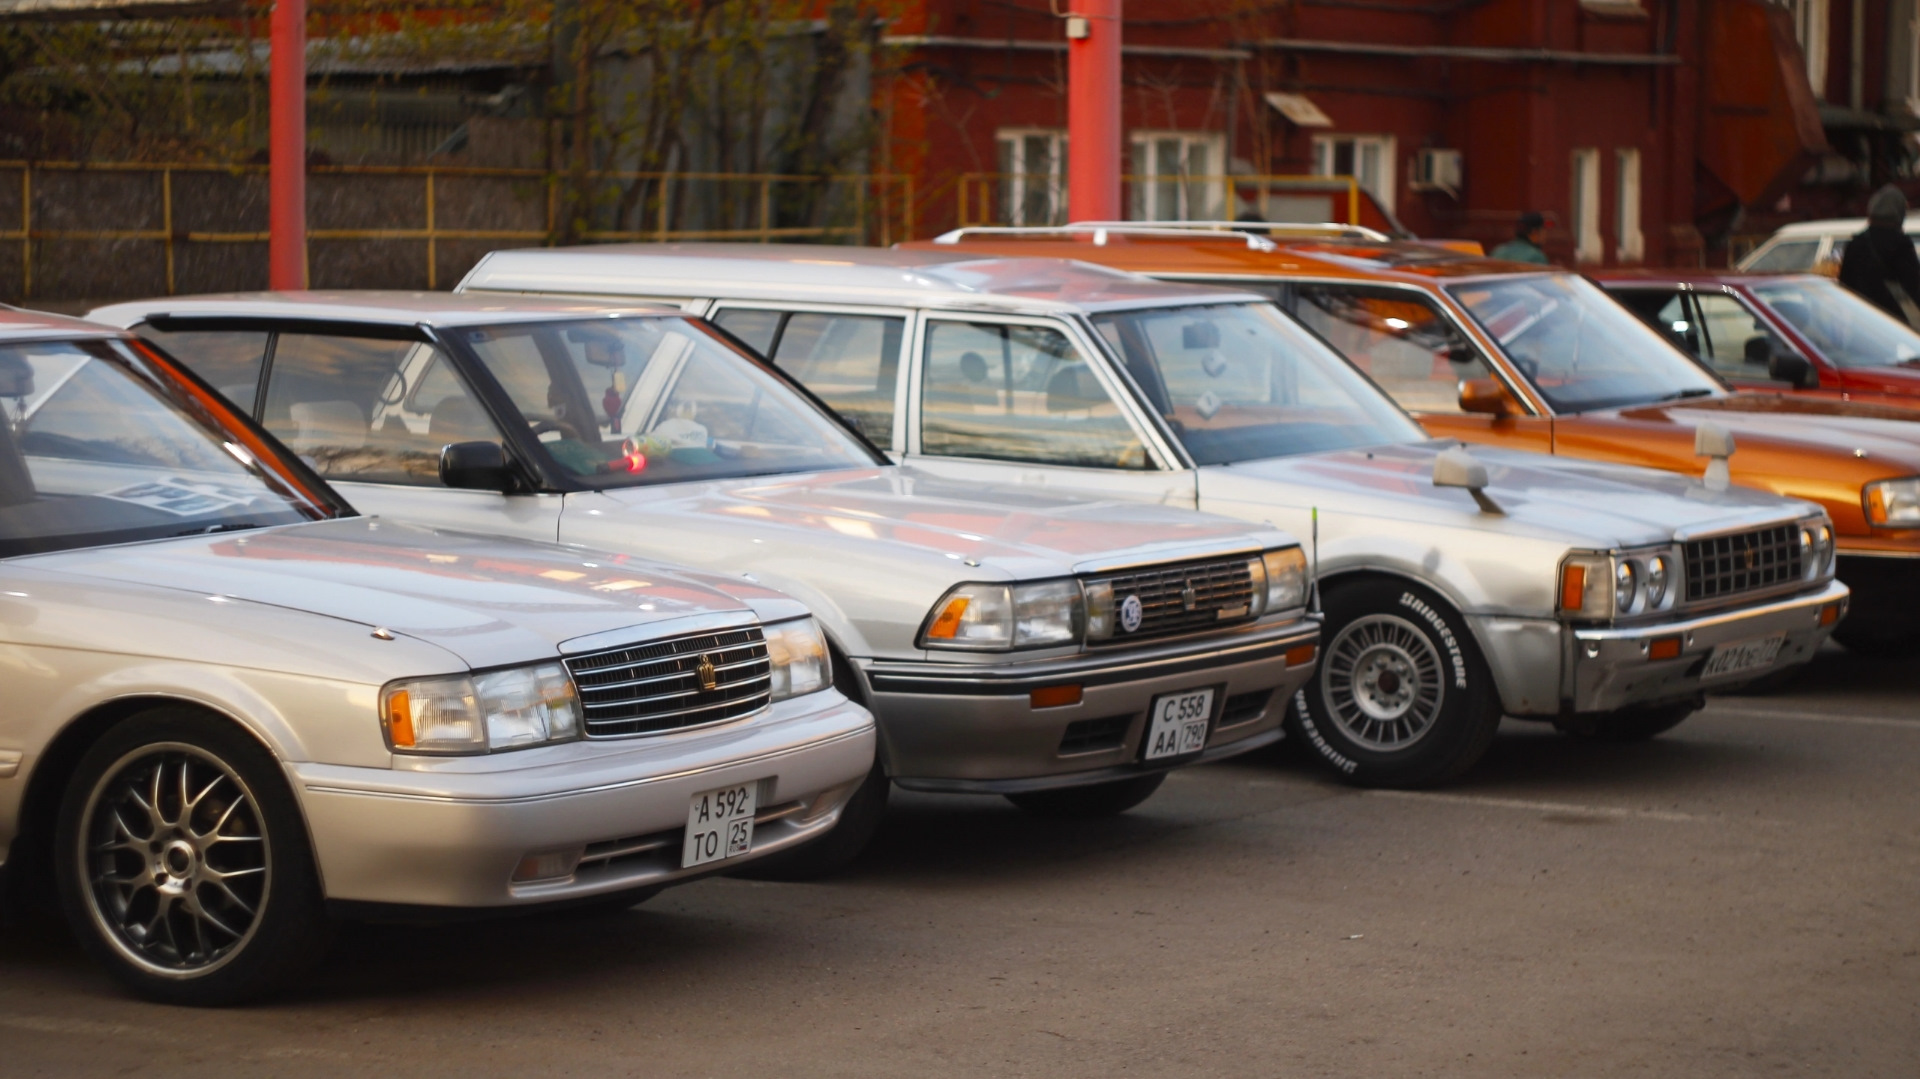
[288,400,368,452]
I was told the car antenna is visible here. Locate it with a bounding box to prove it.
[1310,506,1321,616]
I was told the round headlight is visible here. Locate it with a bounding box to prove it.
[1645,555,1669,607]
[1614,559,1638,614]
[1818,524,1834,569]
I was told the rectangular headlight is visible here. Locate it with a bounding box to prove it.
[1255,547,1308,614]
[921,580,1083,650]
[1865,478,1920,527]
[765,617,829,700]
[382,661,581,754]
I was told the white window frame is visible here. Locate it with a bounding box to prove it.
[1572,148,1603,265]
[1309,133,1398,215]
[1615,148,1644,263]
[996,128,1068,227]
[1794,0,1830,99]
[1127,130,1226,221]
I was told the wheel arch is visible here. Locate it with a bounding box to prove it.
[1316,567,1500,665]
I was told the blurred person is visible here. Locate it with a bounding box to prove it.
[1837,184,1920,327]
[1490,211,1549,264]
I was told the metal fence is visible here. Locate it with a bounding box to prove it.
[956,172,1369,230]
[0,161,915,301]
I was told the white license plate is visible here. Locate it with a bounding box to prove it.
[683,781,758,868]
[1700,632,1786,680]
[1144,688,1215,761]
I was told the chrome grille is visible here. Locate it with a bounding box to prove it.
[1684,525,1803,603]
[1089,555,1256,641]
[565,625,771,738]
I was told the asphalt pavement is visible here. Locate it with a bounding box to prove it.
[3,643,1915,1077]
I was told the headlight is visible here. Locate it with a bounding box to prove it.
[1644,555,1669,607]
[382,662,580,754]
[1248,547,1308,615]
[1559,553,1614,619]
[1613,559,1638,613]
[1799,517,1835,578]
[1865,477,1920,527]
[922,579,1083,650]
[765,616,829,701]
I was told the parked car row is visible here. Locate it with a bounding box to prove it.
[0,228,1885,1006]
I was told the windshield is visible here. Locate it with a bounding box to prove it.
[0,338,331,558]
[1090,302,1426,464]
[1751,276,1920,369]
[1445,274,1723,412]
[457,316,876,488]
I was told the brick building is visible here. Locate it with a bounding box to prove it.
[877,0,1920,266]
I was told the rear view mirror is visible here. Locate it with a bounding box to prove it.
[439,441,514,491]
[1181,322,1220,350]
[1457,377,1516,416]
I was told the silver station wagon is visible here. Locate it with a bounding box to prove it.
[455,246,1851,787]
[0,309,875,1005]
[87,293,1322,870]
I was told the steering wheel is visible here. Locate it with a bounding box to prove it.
[529,418,582,442]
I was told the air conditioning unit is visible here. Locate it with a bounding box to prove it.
[1410,148,1463,197]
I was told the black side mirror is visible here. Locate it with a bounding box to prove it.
[439,441,515,491]
[1767,348,1818,389]
[1446,346,1479,367]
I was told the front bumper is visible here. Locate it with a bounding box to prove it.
[1565,580,1848,714]
[292,691,875,908]
[860,616,1319,793]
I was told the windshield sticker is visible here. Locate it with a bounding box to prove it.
[98,477,261,517]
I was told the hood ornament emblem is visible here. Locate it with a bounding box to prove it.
[1181,581,1198,611]
[695,654,719,692]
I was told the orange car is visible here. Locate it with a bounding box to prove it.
[904,226,1920,656]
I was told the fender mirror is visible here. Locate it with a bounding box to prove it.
[1458,377,1516,416]
[1432,445,1503,514]
[1694,422,1736,492]
[439,440,515,492]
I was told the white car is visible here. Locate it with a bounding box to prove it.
[0,309,875,1004]
[87,292,1323,870]
[1735,214,1920,274]
[453,245,1849,787]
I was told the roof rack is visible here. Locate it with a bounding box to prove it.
[1076,220,1394,242]
[929,224,1280,251]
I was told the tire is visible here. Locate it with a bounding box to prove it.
[1004,773,1166,818]
[728,759,889,882]
[54,708,326,1007]
[1286,579,1502,788]
[1552,702,1696,742]
[1833,623,1919,658]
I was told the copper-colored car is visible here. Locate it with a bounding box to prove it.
[905,227,1920,655]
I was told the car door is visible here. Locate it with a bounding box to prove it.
[153,323,566,542]
[1286,281,1553,453]
[902,312,1198,506]
[707,303,911,457]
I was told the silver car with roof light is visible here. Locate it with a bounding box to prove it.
[0,307,874,1006]
[87,291,1322,870]
[452,245,1849,787]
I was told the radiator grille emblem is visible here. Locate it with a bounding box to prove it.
[695,654,719,692]
[1118,594,1144,634]
[1180,580,1198,611]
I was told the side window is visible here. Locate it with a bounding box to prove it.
[1291,285,1491,414]
[711,308,784,356]
[1693,293,1775,379]
[766,312,902,445]
[262,334,500,486]
[133,328,270,414]
[1611,290,1702,356]
[920,320,1149,469]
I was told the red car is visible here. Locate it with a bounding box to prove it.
[1596,271,1920,408]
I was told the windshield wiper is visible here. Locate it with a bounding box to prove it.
[1652,388,1715,402]
[174,521,260,536]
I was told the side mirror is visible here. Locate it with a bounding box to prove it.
[1458,377,1516,416]
[439,441,514,491]
[1767,349,1818,389]
[1432,445,1503,514]
[1445,347,1479,367]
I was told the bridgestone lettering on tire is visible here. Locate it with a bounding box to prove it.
[1285,579,1503,788]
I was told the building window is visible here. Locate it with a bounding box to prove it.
[1571,148,1603,264]
[1794,0,1829,98]
[1615,148,1644,263]
[1129,131,1226,221]
[1311,134,1397,215]
[1908,2,1920,114]
[996,129,1068,226]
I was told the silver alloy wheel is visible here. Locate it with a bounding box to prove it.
[1322,613,1446,751]
[79,743,270,978]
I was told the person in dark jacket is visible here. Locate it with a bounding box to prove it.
[1489,211,1549,264]
[1837,185,1920,326]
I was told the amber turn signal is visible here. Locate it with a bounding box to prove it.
[1647,636,1682,661]
[385,689,416,748]
[1285,644,1318,667]
[925,595,970,640]
[1819,602,1841,626]
[1029,684,1083,709]
[1559,564,1587,612]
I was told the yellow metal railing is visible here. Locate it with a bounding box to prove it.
[0,161,914,298]
[957,172,1366,230]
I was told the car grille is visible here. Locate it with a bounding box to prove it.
[1088,555,1256,642]
[1217,689,1274,728]
[1684,525,1803,604]
[565,625,771,739]
[1058,715,1132,755]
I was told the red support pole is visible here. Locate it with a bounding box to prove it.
[269,0,306,290]
[1067,0,1122,223]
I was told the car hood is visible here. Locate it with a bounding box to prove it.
[1211,440,1819,546]
[25,517,788,669]
[1612,394,1920,464]
[596,466,1292,577]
